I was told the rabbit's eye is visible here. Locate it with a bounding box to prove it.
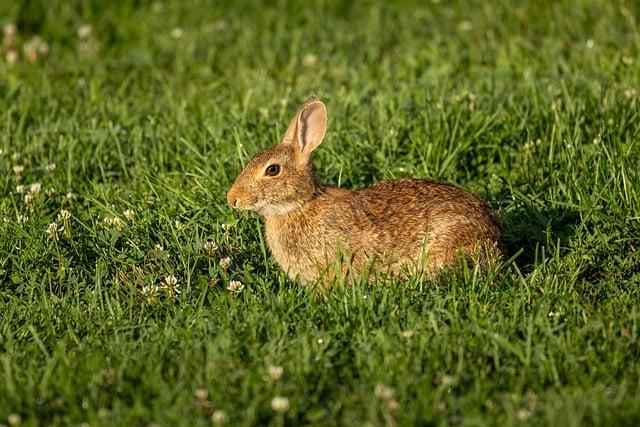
[265,164,281,177]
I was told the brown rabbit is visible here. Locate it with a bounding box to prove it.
[227,96,502,284]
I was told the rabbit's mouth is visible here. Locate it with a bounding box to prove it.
[251,200,301,217]
[228,197,255,212]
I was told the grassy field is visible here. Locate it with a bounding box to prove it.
[1,0,640,425]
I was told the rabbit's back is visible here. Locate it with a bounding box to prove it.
[355,179,502,272]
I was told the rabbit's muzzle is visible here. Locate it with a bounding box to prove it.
[226,187,241,208]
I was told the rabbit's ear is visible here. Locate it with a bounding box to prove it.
[282,96,327,159]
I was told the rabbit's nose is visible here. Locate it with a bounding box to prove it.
[226,189,239,208]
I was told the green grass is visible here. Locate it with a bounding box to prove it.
[1,0,640,425]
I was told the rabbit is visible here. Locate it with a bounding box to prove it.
[226,96,503,284]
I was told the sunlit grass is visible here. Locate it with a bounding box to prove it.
[1,0,639,425]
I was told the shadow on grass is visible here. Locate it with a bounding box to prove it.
[501,204,581,272]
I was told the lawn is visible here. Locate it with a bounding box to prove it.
[1,0,639,425]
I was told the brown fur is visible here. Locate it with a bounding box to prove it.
[227,97,502,284]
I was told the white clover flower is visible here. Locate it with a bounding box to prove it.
[271,396,290,413]
[302,53,317,67]
[457,20,472,32]
[123,209,135,221]
[400,330,415,339]
[170,27,184,39]
[374,383,394,400]
[24,36,44,55]
[64,192,77,202]
[516,409,531,421]
[219,256,232,270]
[193,388,208,400]
[17,214,28,224]
[38,41,49,55]
[29,182,41,195]
[174,219,184,230]
[103,217,124,231]
[58,209,71,221]
[267,365,283,380]
[5,50,17,65]
[141,284,160,303]
[3,23,17,37]
[15,185,25,194]
[78,24,93,39]
[203,240,218,256]
[7,413,21,426]
[154,243,165,252]
[227,280,244,293]
[141,285,158,295]
[162,275,181,297]
[46,163,57,172]
[12,165,24,174]
[211,410,229,425]
[114,217,124,230]
[438,374,454,387]
[46,222,60,241]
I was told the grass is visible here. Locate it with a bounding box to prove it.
[1,0,639,425]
